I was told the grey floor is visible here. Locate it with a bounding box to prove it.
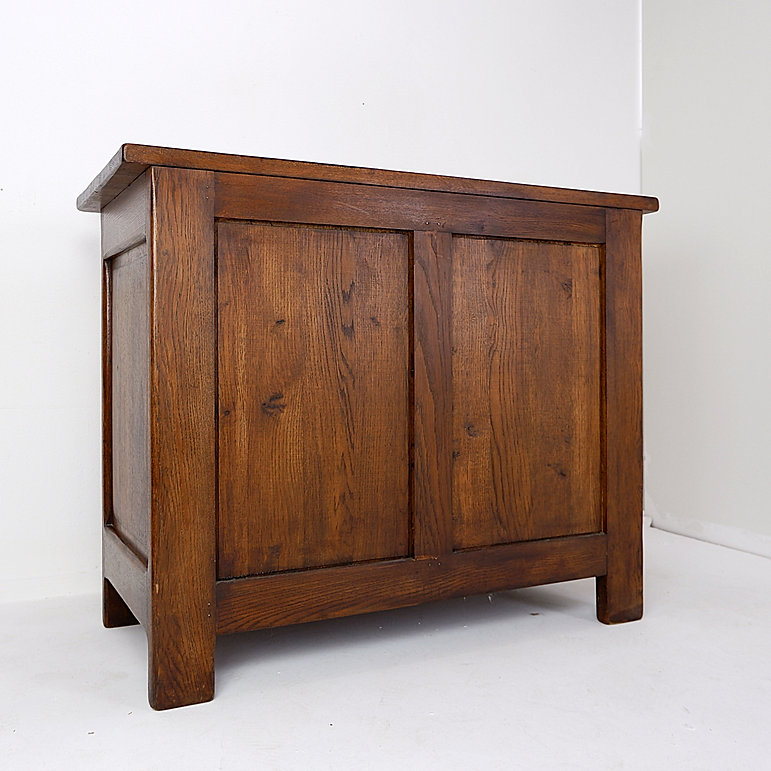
[2,526,770,770]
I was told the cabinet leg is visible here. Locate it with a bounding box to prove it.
[103,578,139,628]
[147,617,215,710]
[599,208,643,625]
[596,568,643,624]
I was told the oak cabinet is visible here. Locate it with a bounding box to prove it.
[78,144,657,709]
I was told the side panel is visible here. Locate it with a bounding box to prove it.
[108,244,151,557]
[102,172,150,562]
[451,236,603,547]
[217,221,412,579]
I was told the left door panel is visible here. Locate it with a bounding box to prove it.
[217,221,412,579]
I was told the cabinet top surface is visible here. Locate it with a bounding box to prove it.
[77,143,659,214]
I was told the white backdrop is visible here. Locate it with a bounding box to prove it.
[642,0,771,556]
[0,0,642,601]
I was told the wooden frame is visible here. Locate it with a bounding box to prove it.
[81,144,657,709]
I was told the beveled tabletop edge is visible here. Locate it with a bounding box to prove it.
[77,143,659,214]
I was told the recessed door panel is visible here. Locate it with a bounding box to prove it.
[452,236,603,548]
[217,222,411,579]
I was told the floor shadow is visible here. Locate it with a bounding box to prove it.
[215,578,597,680]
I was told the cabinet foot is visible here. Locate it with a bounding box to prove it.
[103,578,139,628]
[596,574,643,625]
[147,622,215,710]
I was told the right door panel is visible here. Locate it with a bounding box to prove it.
[451,235,603,548]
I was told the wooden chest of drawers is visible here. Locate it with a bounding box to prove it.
[78,144,657,709]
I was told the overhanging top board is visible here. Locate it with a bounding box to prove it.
[77,143,660,214]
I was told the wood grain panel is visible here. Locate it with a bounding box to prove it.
[109,243,150,559]
[216,533,607,634]
[215,173,606,244]
[452,236,602,548]
[217,221,411,578]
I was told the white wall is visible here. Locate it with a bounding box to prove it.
[0,0,643,602]
[642,0,771,555]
